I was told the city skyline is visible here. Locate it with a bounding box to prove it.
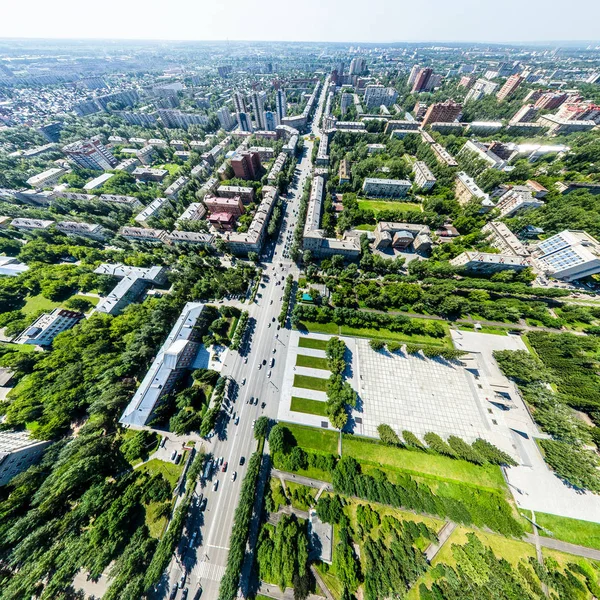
[2,0,600,44]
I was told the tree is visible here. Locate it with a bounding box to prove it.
[369,339,385,351]
[269,424,294,454]
[377,424,402,446]
[254,416,270,440]
[248,251,259,263]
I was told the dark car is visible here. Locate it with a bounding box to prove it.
[170,584,178,600]
[239,456,245,465]
[200,497,208,511]
[182,589,189,600]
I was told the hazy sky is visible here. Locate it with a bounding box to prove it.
[2,0,600,43]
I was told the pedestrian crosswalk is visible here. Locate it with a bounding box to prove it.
[196,561,226,582]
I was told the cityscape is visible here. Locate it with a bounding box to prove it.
[1,31,600,600]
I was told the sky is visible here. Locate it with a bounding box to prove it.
[2,0,600,44]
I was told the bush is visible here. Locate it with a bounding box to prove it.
[423,432,456,457]
[472,438,517,466]
[402,430,427,451]
[539,439,600,492]
[369,339,385,351]
[447,436,485,465]
[377,424,403,447]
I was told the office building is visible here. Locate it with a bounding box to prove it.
[412,161,436,190]
[251,91,267,130]
[276,89,287,123]
[510,104,539,124]
[362,178,411,198]
[421,100,462,127]
[451,251,530,274]
[411,68,433,93]
[119,302,206,427]
[496,74,524,101]
[534,230,600,281]
[231,151,261,180]
[0,431,52,487]
[455,172,492,208]
[482,222,530,257]
[364,85,397,109]
[26,167,66,189]
[94,264,167,315]
[63,138,117,170]
[495,186,544,217]
[15,308,84,347]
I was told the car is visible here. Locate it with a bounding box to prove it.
[218,456,224,466]
[277,325,281,330]
[213,480,219,491]
[272,317,276,322]
[235,416,239,425]
[240,456,245,465]
[255,397,259,405]
[258,363,262,369]
[270,358,275,367]
[181,590,188,600]
[200,497,208,511]
[261,401,266,409]
[170,450,177,461]
[222,461,228,472]
[272,348,276,354]
[174,453,182,465]
[179,574,186,588]
[248,396,254,404]
[241,378,246,385]
[170,584,178,600]
[231,471,237,482]
[262,359,267,365]
[244,357,248,364]
[267,370,272,378]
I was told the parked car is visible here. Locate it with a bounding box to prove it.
[222,461,228,472]
[213,480,219,492]
[231,471,237,482]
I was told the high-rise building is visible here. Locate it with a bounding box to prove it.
[217,107,235,130]
[63,138,117,170]
[233,91,247,114]
[364,85,398,109]
[341,92,353,117]
[421,100,462,127]
[465,78,498,102]
[407,65,421,86]
[509,104,539,124]
[264,111,277,131]
[275,89,287,124]
[156,110,208,129]
[411,68,433,93]
[218,66,232,78]
[534,92,568,110]
[496,74,524,101]
[251,91,267,130]
[458,75,476,89]
[237,112,253,132]
[230,151,261,180]
[349,57,366,76]
[37,122,63,143]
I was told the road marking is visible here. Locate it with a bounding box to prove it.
[207,544,230,551]
[197,561,227,582]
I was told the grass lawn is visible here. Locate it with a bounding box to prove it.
[340,323,451,348]
[21,294,61,316]
[355,223,376,231]
[285,481,317,511]
[358,200,422,214]
[298,337,328,350]
[314,564,343,600]
[293,374,329,392]
[297,321,340,335]
[290,396,329,417]
[296,354,329,370]
[342,435,506,492]
[0,342,37,353]
[456,323,508,336]
[70,294,99,306]
[535,512,600,550]
[137,458,184,489]
[285,423,339,454]
[157,163,181,175]
[145,500,170,538]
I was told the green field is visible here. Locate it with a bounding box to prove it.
[298,321,339,335]
[293,374,329,392]
[0,342,37,353]
[354,223,376,231]
[284,423,339,455]
[157,163,181,175]
[296,354,329,370]
[21,294,61,315]
[342,435,506,491]
[137,458,184,488]
[534,512,600,550]
[290,397,329,417]
[145,500,171,538]
[71,294,100,307]
[298,337,328,350]
[358,200,422,214]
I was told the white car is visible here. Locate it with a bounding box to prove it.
[213,480,219,491]
[231,471,237,482]
[241,378,246,385]
[267,370,272,378]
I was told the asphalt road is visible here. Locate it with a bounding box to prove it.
[163,81,329,600]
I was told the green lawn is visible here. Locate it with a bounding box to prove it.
[290,396,329,417]
[456,324,508,336]
[314,564,343,600]
[70,294,99,306]
[342,435,506,492]
[137,458,184,488]
[354,223,376,231]
[534,512,600,550]
[145,500,171,538]
[298,337,328,350]
[296,354,329,370]
[285,481,317,511]
[293,374,329,392]
[358,200,422,214]
[284,423,339,454]
[21,294,61,316]
[0,342,37,353]
[340,324,451,348]
[297,321,339,335]
[157,163,181,175]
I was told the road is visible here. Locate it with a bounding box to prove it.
[161,81,329,600]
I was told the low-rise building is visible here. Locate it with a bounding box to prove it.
[176,202,207,226]
[458,140,507,170]
[533,230,600,281]
[115,157,140,172]
[165,231,215,246]
[412,161,436,190]
[482,222,530,257]
[15,308,84,347]
[373,222,432,253]
[0,431,52,487]
[137,145,156,166]
[555,181,600,195]
[450,251,530,274]
[26,167,66,189]
[367,143,386,154]
[11,218,54,231]
[538,114,596,134]
[135,197,173,226]
[495,186,544,217]
[83,173,115,190]
[119,302,206,427]
[316,134,330,166]
[94,264,167,315]
[430,143,458,167]
[267,152,287,184]
[164,176,189,200]
[132,168,168,182]
[56,221,107,240]
[217,185,254,204]
[204,195,244,217]
[362,178,411,198]
[119,226,168,243]
[454,172,492,210]
[0,257,29,276]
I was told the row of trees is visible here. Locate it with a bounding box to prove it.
[324,337,356,429]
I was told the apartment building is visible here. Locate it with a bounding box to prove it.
[495,186,544,217]
[454,172,492,209]
[63,138,117,170]
[496,74,524,101]
[482,221,530,257]
[134,197,173,226]
[373,222,432,253]
[56,221,106,241]
[118,226,168,243]
[421,101,462,127]
[450,252,530,274]
[362,178,411,198]
[26,167,66,189]
[412,161,436,190]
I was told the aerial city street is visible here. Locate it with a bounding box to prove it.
[1,18,600,600]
